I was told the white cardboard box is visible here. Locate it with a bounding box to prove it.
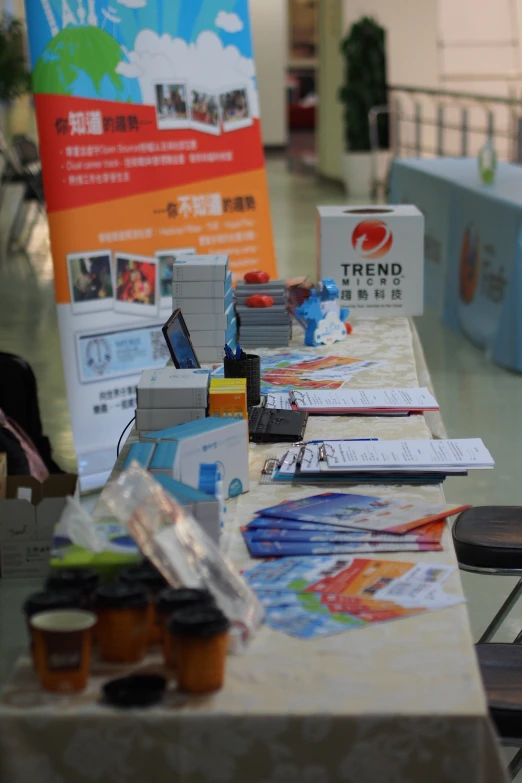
[190,319,237,347]
[0,475,78,578]
[137,368,210,409]
[136,407,206,431]
[184,303,235,332]
[173,286,233,314]
[171,254,228,282]
[197,345,236,363]
[172,271,232,299]
[140,417,249,499]
[317,205,424,316]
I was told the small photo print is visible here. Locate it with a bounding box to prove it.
[190,87,221,135]
[67,250,114,314]
[114,254,160,318]
[154,82,190,130]
[156,247,196,303]
[219,86,253,132]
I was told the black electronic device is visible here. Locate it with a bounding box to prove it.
[248,404,308,443]
[162,309,200,370]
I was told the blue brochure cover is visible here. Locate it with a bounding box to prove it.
[258,492,390,526]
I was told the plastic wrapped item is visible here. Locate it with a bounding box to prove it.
[100,464,264,651]
[57,497,106,553]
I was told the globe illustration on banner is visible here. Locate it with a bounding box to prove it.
[459,224,481,304]
[31,26,135,101]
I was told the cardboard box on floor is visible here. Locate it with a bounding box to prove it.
[0,473,78,578]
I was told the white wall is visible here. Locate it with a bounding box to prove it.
[250,0,288,147]
[343,0,438,90]
[318,0,439,178]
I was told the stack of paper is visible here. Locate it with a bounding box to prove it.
[243,556,465,639]
[241,492,469,558]
[289,387,439,415]
[269,438,494,485]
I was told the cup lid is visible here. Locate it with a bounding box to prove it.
[168,606,230,638]
[120,566,167,591]
[95,584,149,609]
[46,568,99,592]
[156,588,214,613]
[103,674,167,708]
[30,609,97,633]
[23,590,83,617]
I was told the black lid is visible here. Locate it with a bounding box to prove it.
[103,674,167,708]
[120,566,167,591]
[45,568,99,593]
[168,606,230,638]
[156,588,214,614]
[23,590,82,618]
[95,583,149,610]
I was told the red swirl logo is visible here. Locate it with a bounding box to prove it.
[352,219,393,259]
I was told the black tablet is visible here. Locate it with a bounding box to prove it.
[162,309,201,369]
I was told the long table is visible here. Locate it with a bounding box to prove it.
[0,318,508,783]
[390,157,522,372]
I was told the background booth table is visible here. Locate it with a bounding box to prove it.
[390,157,522,373]
[0,318,508,783]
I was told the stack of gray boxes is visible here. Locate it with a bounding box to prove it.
[235,280,291,347]
[135,368,209,432]
[171,254,236,363]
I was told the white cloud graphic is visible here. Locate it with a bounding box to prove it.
[314,312,347,346]
[215,10,244,33]
[117,0,147,8]
[117,30,259,116]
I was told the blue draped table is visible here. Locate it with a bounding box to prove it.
[390,157,522,372]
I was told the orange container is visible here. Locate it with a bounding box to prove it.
[120,565,167,646]
[168,606,230,694]
[156,588,215,669]
[23,591,83,669]
[95,584,149,663]
[30,610,97,693]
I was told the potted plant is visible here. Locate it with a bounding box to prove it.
[0,15,31,134]
[338,16,389,199]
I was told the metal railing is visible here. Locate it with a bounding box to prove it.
[383,84,522,163]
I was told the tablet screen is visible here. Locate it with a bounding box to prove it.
[163,310,200,369]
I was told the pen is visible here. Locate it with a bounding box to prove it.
[224,345,234,360]
[236,344,244,360]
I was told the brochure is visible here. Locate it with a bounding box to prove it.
[242,534,442,558]
[257,492,469,534]
[289,387,439,413]
[244,557,463,639]
[243,519,444,543]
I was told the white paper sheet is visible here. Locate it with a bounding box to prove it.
[290,387,439,411]
[326,439,494,470]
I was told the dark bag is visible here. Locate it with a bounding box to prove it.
[0,352,63,474]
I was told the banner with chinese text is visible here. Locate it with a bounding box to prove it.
[25,0,277,490]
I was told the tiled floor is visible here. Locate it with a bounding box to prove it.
[1,157,522,771]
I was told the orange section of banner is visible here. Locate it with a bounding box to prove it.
[49,168,277,304]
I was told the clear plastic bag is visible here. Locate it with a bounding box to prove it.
[100,463,264,651]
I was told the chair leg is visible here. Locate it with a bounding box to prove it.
[508,747,522,779]
[478,578,522,643]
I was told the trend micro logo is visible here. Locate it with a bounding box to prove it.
[352,219,393,259]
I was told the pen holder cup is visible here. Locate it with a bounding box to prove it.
[224,354,261,408]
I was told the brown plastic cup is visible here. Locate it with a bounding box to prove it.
[156,588,215,669]
[120,565,167,646]
[30,610,97,693]
[95,584,149,663]
[23,590,84,669]
[168,606,230,694]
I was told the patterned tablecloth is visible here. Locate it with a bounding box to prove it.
[0,318,508,783]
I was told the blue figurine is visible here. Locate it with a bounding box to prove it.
[295,278,350,346]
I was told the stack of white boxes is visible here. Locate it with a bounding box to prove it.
[135,368,210,432]
[171,254,236,363]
